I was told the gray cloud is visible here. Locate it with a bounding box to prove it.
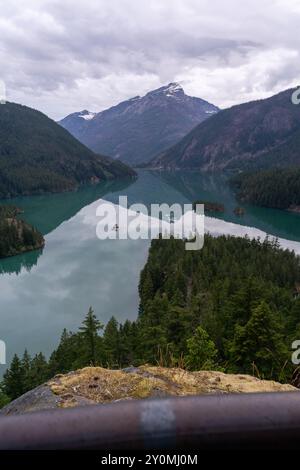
[0,0,299,119]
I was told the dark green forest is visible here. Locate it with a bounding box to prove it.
[0,205,44,258]
[2,234,300,405]
[231,168,300,209]
[192,200,224,213]
[0,102,135,198]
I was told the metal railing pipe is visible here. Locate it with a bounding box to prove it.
[0,392,300,450]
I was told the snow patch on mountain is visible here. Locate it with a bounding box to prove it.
[78,111,96,121]
[165,83,183,94]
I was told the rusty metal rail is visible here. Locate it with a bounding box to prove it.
[1,392,300,450]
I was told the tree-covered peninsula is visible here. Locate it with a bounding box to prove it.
[2,234,300,404]
[0,205,44,258]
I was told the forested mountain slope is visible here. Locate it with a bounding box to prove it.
[0,102,135,198]
[231,168,300,210]
[150,87,300,171]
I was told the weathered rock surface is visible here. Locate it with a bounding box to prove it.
[1,366,297,415]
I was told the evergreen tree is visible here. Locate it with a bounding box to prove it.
[170,288,185,307]
[0,381,10,408]
[28,353,49,389]
[137,294,169,363]
[286,300,300,337]
[186,326,218,371]
[79,307,104,365]
[3,354,25,400]
[21,349,32,392]
[103,317,120,367]
[165,305,192,357]
[0,391,10,408]
[139,269,154,313]
[119,320,138,366]
[229,301,287,379]
[48,329,76,375]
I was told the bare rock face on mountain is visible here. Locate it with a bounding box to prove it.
[59,83,219,165]
[1,365,296,415]
[149,87,300,172]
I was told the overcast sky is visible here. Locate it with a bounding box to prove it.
[0,0,299,120]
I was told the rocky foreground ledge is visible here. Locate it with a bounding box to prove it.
[1,366,297,416]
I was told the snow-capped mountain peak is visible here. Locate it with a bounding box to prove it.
[147,82,184,98]
[78,110,96,121]
[165,82,183,94]
[59,83,219,165]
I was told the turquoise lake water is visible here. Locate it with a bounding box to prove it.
[1,170,300,373]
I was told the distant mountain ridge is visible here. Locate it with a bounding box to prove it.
[149,87,300,171]
[59,83,219,165]
[0,102,135,198]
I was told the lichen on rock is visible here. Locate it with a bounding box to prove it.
[1,365,297,415]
